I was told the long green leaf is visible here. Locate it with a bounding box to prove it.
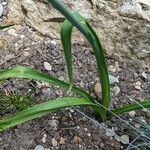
[61,19,73,85]
[0,96,97,132]
[0,66,103,118]
[109,100,150,118]
[47,1,110,119]
[60,13,110,120]
[0,24,14,30]
[0,66,91,101]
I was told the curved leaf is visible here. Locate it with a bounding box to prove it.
[60,13,110,120]
[109,99,150,118]
[61,19,73,85]
[0,24,14,30]
[0,66,92,101]
[0,96,97,132]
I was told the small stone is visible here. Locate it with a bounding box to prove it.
[24,51,30,57]
[43,62,52,71]
[70,109,75,113]
[49,119,59,130]
[34,145,45,150]
[108,62,120,73]
[84,128,88,132]
[109,75,119,84]
[42,134,47,143]
[141,72,148,79]
[135,123,140,128]
[114,135,121,142]
[140,118,147,124]
[7,28,18,36]
[73,136,82,144]
[51,40,57,45]
[134,81,142,90]
[87,133,91,137]
[59,137,65,145]
[2,2,7,6]
[20,34,25,39]
[120,134,129,144]
[94,82,101,94]
[129,111,136,117]
[0,4,3,17]
[51,138,58,147]
[105,129,115,137]
[112,86,120,96]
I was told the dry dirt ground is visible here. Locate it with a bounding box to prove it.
[0,2,150,150]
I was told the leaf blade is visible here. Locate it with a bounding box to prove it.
[61,19,73,85]
[0,24,14,30]
[109,99,150,117]
[0,66,92,101]
[0,96,97,132]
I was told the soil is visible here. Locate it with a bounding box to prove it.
[0,1,150,150]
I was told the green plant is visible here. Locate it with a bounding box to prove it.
[0,0,149,132]
[0,24,14,30]
[0,90,34,114]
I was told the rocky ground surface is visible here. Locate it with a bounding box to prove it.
[0,0,150,150]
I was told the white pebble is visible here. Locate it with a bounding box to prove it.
[109,75,119,84]
[7,28,18,36]
[94,82,102,94]
[114,134,121,142]
[51,138,58,147]
[2,2,7,6]
[34,145,45,150]
[42,134,47,143]
[129,111,136,117]
[87,133,91,137]
[112,86,120,96]
[51,40,57,45]
[105,129,115,137]
[0,4,4,17]
[141,72,148,79]
[44,62,52,71]
[49,119,59,130]
[120,134,129,144]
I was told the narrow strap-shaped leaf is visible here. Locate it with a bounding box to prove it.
[60,13,110,120]
[0,96,97,132]
[0,66,92,101]
[0,66,103,118]
[109,99,150,118]
[61,19,73,85]
[84,21,110,110]
[47,0,110,119]
[0,24,14,30]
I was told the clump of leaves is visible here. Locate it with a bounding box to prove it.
[0,90,34,115]
[0,0,149,132]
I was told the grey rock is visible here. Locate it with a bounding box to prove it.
[120,134,130,144]
[94,82,101,94]
[2,2,7,6]
[7,0,150,65]
[109,75,119,84]
[51,138,58,147]
[34,145,45,150]
[105,129,115,137]
[112,86,120,96]
[49,119,59,130]
[43,62,52,71]
[119,0,150,22]
[141,71,148,79]
[0,3,3,17]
